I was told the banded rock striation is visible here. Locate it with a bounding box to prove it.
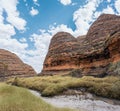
[0,49,36,80]
[42,14,120,77]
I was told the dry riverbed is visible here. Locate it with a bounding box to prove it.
[30,90,120,111]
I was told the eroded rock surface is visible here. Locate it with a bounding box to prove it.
[42,14,120,76]
[0,49,36,80]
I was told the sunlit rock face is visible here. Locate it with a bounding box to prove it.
[0,49,36,79]
[42,14,120,77]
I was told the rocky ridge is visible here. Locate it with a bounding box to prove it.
[42,14,120,76]
[0,49,36,80]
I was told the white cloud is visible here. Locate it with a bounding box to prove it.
[107,0,111,2]
[48,24,74,35]
[0,0,26,31]
[30,34,51,72]
[94,5,116,19]
[0,39,28,52]
[19,38,27,43]
[71,3,77,6]
[0,24,15,38]
[0,0,27,49]
[94,11,101,18]
[30,7,39,16]
[115,0,120,14]
[58,0,72,5]
[73,0,102,35]
[7,16,26,31]
[33,0,37,2]
[33,0,40,6]
[102,6,115,14]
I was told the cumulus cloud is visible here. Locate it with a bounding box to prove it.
[58,0,72,5]
[0,0,26,31]
[33,0,40,6]
[19,38,27,43]
[30,7,39,16]
[48,24,74,35]
[102,6,115,14]
[0,0,27,52]
[94,5,116,19]
[115,0,120,14]
[33,0,37,2]
[107,0,111,2]
[73,0,102,35]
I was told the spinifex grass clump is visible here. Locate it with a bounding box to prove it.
[7,75,120,99]
[0,83,74,111]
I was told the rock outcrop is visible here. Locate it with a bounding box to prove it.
[42,14,120,77]
[0,49,36,80]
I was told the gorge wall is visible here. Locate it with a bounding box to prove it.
[42,14,120,77]
[0,49,36,80]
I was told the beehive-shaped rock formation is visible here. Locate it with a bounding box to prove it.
[42,14,120,76]
[0,49,36,80]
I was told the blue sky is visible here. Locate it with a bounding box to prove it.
[0,0,120,73]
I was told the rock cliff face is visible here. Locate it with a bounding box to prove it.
[0,49,36,80]
[42,14,120,76]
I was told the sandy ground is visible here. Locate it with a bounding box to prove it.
[30,90,120,111]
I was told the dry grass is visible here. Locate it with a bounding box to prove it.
[7,75,120,99]
[0,83,75,111]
